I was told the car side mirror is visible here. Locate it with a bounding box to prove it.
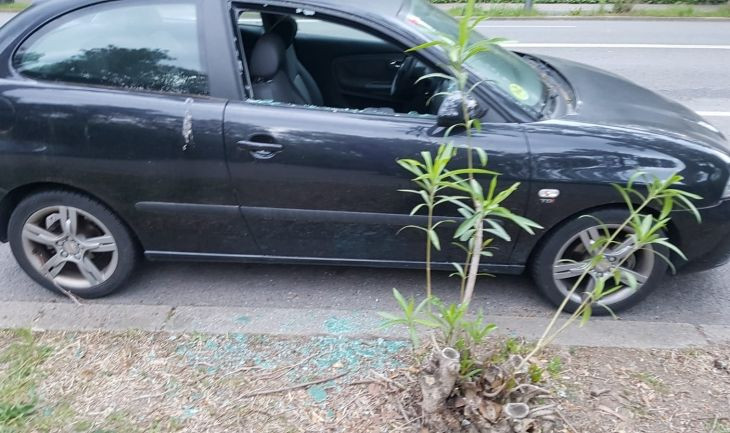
[437,92,487,128]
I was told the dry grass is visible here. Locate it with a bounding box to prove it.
[0,330,414,433]
[0,330,728,433]
[547,345,730,433]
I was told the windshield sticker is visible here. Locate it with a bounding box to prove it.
[509,83,529,101]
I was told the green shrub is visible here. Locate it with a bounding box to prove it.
[431,0,726,5]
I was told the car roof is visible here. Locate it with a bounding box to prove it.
[29,0,408,17]
[242,0,408,18]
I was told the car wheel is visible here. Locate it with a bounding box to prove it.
[8,190,137,298]
[530,208,668,315]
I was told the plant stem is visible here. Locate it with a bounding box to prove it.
[459,67,485,306]
[426,195,435,300]
[462,225,483,306]
[460,247,472,300]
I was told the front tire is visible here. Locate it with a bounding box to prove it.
[8,190,137,298]
[530,208,668,315]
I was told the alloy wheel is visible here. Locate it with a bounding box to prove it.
[21,205,119,290]
[551,224,655,307]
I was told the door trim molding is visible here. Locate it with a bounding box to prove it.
[240,205,454,225]
[144,250,525,275]
[135,201,240,217]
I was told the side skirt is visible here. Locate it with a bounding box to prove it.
[144,251,526,275]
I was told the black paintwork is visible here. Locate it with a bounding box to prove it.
[1,0,729,276]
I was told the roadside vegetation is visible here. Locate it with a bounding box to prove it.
[0,329,55,432]
[0,329,728,433]
[604,4,730,16]
[447,3,730,17]
[435,0,727,4]
[381,0,704,430]
[0,2,29,12]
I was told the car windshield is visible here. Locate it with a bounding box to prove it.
[401,0,546,112]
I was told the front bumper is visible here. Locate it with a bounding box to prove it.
[674,199,730,273]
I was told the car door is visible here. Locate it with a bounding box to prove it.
[1,0,258,256]
[223,103,530,269]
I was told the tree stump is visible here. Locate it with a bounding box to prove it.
[420,347,460,418]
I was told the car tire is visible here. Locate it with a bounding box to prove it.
[530,208,668,315]
[8,190,138,298]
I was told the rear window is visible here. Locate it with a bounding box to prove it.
[13,2,208,95]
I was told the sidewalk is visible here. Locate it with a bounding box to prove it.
[2,300,728,349]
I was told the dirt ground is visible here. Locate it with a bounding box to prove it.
[0,329,728,433]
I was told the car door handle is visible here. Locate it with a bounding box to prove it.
[237,138,284,160]
[238,141,283,152]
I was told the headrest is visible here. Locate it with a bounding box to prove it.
[250,33,287,80]
[261,13,298,48]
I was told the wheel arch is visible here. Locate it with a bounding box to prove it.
[0,182,142,249]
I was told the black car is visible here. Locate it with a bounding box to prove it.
[0,0,728,313]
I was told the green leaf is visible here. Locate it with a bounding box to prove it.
[455,213,481,239]
[428,229,442,251]
[392,288,408,312]
[622,269,638,290]
[446,168,497,178]
[653,249,678,274]
[468,14,489,31]
[405,40,445,53]
[675,194,702,222]
[469,178,484,200]
[475,147,488,167]
[451,242,470,254]
[660,196,673,219]
[653,238,688,260]
[593,277,606,299]
[484,218,510,242]
[580,304,593,326]
[432,220,455,229]
[438,195,474,211]
[409,203,427,216]
[378,312,402,322]
[612,183,635,211]
[414,318,442,328]
[451,262,465,278]
[397,225,428,235]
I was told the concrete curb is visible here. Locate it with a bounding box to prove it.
[1,301,727,349]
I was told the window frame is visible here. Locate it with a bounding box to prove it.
[230,3,489,121]
[10,0,211,98]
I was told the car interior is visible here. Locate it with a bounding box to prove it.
[236,11,451,116]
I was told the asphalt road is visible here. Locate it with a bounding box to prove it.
[1,18,729,325]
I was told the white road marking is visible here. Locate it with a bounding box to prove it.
[698,112,730,117]
[239,18,319,23]
[501,42,730,50]
[477,25,576,28]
